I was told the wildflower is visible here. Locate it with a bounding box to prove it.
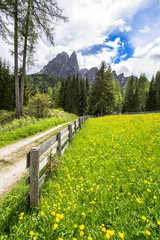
[106,233,110,239]
[81,212,85,216]
[80,231,84,237]
[19,216,23,220]
[59,238,63,240]
[153,196,157,200]
[73,238,77,240]
[157,221,160,225]
[51,211,56,216]
[127,193,131,196]
[136,198,143,204]
[119,232,124,239]
[1,237,4,240]
[88,236,92,240]
[80,225,85,230]
[147,189,151,192]
[107,230,114,236]
[56,217,60,223]
[142,216,146,221]
[54,224,58,229]
[33,237,36,240]
[20,212,24,216]
[74,224,77,228]
[40,211,45,216]
[102,227,106,232]
[145,230,151,236]
[116,197,119,200]
[29,231,34,236]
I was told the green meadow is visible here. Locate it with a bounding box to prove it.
[0,113,160,239]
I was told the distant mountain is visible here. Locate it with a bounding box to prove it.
[39,51,135,87]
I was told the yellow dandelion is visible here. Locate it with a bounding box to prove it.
[40,211,45,216]
[127,193,131,196]
[19,216,23,220]
[29,231,34,236]
[33,237,36,240]
[147,189,151,192]
[88,236,92,240]
[80,231,84,237]
[145,230,151,236]
[20,212,24,216]
[80,225,85,230]
[157,221,160,225]
[59,238,63,240]
[142,216,146,221]
[81,212,85,216]
[119,232,124,239]
[74,224,77,228]
[73,238,77,240]
[107,230,114,236]
[116,197,119,200]
[106,233,110,239]
[51,211,56,216]
[54,224,58,229]
[153,196,157,200]
[102,227,106,232]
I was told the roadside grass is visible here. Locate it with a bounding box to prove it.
[0,113,160,239]
[0,116,76,148]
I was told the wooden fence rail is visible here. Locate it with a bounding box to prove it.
[26,116,88,206]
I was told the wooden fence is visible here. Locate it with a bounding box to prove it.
[26,116,88,206]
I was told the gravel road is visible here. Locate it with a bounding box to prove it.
[0,122,70,198]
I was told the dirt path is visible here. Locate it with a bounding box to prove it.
[0,122,70,198]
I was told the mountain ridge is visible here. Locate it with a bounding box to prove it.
[39,51,132,87]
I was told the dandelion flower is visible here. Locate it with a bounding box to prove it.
[153,196,157,200]
[119,232,124,239]
[142,216,146,221]
[80,231,84,237]
[145,230,151,236]
[88,236,92,240]
[107,230,114,236]
[40,211,44,216]
[157,221,160,225]
[74,224,77,228]
[54,224,58,229]
[147,189,151,192]
[73,238,77,240]
[106,233,110,239]
[29,231,34,236]
[80,225,85,230]
[81,212,85,216]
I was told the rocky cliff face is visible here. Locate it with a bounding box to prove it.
[39,51,133,87]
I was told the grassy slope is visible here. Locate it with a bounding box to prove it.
[0,113,160,240]
[0,117,75,148]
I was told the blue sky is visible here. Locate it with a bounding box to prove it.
[0,0,160,79]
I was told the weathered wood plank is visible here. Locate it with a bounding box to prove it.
[39,155,50,172]
[57,132,61,157]
[26,151,30,168]
[61,142,69,155]
[61,130,69,139]
[30,147,39,206]
[39,135,57,156]
[60,126,68,136]
[39,171,48,187]
[61,135,68,146]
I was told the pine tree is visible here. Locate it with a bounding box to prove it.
[90,61,115,115]
[64,74,72,112]
[155,71,160,110]
[137,73,149,112]
[146,77,156,111]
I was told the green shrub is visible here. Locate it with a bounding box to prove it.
[0,110,15,126]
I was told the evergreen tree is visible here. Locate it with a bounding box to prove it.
[123,76,138,112]
[155,71,160,110]
[146,77,156,111]
[64,75,72,112]
[57,79,65,109]
[137,73,149,112]
[90,61,115,115]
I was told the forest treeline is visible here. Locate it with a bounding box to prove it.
[0,59,160,117]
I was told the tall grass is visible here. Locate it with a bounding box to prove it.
[0,113,160,239]
[0,116,76,148]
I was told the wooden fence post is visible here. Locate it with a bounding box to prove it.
[57,132,61,157]
[30,147,39,206]
[74,120,77,133]
[79,117,82,129]
[68,124,73,142]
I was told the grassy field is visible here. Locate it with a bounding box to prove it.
[0,113,160,239]
[0,116,75,148]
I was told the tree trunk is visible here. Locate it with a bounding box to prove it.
[20,0,31,115]
[14,0,20,119]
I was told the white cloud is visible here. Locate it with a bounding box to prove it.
[112,36,160,79]
[139,25,152,34]
[119,25,132,32]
